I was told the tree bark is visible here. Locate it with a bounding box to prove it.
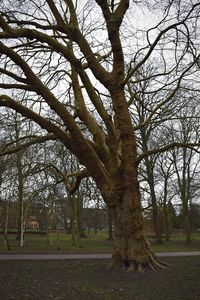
[16,151,25,247]
[146,164,163,244]
[183,203,191,244]
[105,184,166,272]
[76,193,85,238]
[0,205,10,251]
[163,203,170,242]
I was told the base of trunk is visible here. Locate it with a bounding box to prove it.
[108,252,167,272]
[107,236,167,272]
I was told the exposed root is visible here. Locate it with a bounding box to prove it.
[107,253,123,270]
[106,261,115,270]
[137,263,144,273]
[148,262,157,271]
[107,252,168,273]
[127,262,136,272]
[148,253,166,270]
[156,257,170,267]
[106,259,121,270]
[150,253,170,269]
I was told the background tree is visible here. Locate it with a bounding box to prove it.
[169,113,200,243]
[156,154,175,241]
[190,203,200,232]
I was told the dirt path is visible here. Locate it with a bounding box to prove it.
[0,251,199,260]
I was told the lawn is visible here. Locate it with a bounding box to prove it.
[0,231,200,253]
[1,232,199,299]
[0,257,199,300]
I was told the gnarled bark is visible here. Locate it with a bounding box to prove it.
[105,185,166,272]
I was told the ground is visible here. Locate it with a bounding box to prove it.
[0,257,199,300]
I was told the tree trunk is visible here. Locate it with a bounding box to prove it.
[183,213,191,244]
[76,193,85,238]
[16,152,24,247]
[139,125,163,244]
[70,196,76,246]
[182,193,191,244]
[107,186,166,272]
[63,214,71,234]
[74,196,81,247]
[4,230,10,250]
[0,206,10,250]
[4,205,11,250]
[148,174,163,244]
[152,206,163,244]
[163,205,170,242]
[107,208,114,241]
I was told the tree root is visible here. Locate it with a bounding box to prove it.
[107,252,168,273]
[127,262,136,272]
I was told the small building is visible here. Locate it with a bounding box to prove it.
[26,216,39,229]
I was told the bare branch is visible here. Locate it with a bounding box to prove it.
[137,142,200,163]
[124,2,200,85]
[0,134,57,157]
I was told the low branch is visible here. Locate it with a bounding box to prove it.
[67,169,89,194]
[33,162,89,194]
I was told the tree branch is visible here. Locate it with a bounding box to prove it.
[124,2,200,85]
[0,134,57,157]
[137,142,200,163]
[0,94,74,150]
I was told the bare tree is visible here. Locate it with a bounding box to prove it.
[0,155,10,250]
[0,0,200,271]
[156,153,176,241]
[168,111,200,243]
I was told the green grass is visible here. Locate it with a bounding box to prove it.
[151,234,200,252]
[0,231,200,253]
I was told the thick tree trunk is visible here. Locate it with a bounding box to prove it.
[99,86,165,271]
[107,187,166,272]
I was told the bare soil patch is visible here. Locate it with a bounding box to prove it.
[0,256,199,300]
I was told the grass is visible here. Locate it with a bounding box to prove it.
[0,257,199,299]
[0,231,200,253]
[151,233,200,252]
[0,232,199,299]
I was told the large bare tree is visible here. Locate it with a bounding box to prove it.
[0,0,200,271]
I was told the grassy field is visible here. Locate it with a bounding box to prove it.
[0,257,200,300]
[0,232,199,300]
[0,231,200,253]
